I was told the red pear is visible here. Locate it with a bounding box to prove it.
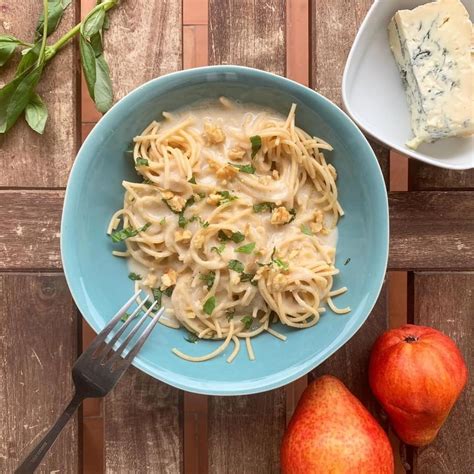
[369,324,468,446]
[281,375,394,474]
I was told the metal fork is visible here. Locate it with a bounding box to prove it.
[15,291,163,474]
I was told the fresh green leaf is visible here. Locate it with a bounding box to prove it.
[135,157,149,166]
[230,231,245,243]
[188,175,196,184]
[121,312,131,322]
[0,35,21,67]
[82,8,106,39]
[217,230,245,243]
[163,285,175,297]
[273,257,289,271]
[240,272,257,285]
[230,162,256,174]
[89,32,103,56]
[80,36,96,100]
[203,296,216,315]
[110,222,150,243]
[35,0,72,39]
[217,190,238,205]
[159,217,166,225]
[128,272,142,281]
[211,243,225,255]
[301,224,313,236]
[0,65,43,134]
[24,92,48,134]
[189,215,209,228]
[228,259,244,273]
[178,213,187,228]
[253,202,275,213]
[152,288,163,307]
[241,316,253,329]
[226,309,235,321]
[198,192,206,199]
[94,53,113,112]
[184,332,198,343]
[15,43,41,78]
[250,135,262,158]
[199,271,216,290]
[235,242,255,254]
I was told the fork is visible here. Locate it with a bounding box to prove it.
[15,291,163,474]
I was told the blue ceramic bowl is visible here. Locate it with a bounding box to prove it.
[61,66,388,395]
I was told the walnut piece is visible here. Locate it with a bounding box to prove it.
[204,122,226,145]
[168,195,187,212]
[228,146,246,161]
[216,164,238,181]
[271,206,291,225]
[161,269,177,288]
[174,229,192,242]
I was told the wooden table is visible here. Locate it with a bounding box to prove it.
[1,1,472,472]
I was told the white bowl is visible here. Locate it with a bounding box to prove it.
[342,0,474,170]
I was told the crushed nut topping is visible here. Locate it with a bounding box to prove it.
[175,229,192,242]
[271,206,291,225]
[204,122,226,145]
[168,195,187,212]
[161,269,177,288]
[228,145,246,161]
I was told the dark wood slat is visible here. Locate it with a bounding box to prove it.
[0,1,79,187]
[208,390,286,474]
[0,190,64,271]
[0,273,79,472]
[310,284,388,416]
[311,0,389,183]
[104,368,183,473]
[209,0,286,75]
[409,163,474,191]
[207,3,287,472]
[412,273,473,474]
[101,1,184,471]
[389,192,474,271]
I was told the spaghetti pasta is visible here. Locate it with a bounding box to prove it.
[109,98,350,362]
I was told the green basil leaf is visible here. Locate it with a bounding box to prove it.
[80,36,96,100]
[89,32,103,56]
[211,243,225,255]
[216,190,238,205]
[235,242,255,254]
[184,332,198,343]
[152,288,163,307]
[128,272,142,281]
[203,296,216,315]
[199,271,216,290]
[82,8,106,39]
[0,65,43,133]
[35,0,72,39]
[250,135,262,158]
[15,43,41,78]
[230,231,245,243]
[240,272,256,285]
[231,163,256,174]
[25,92,48,134]
[188,175,196,184]
[228,259,244,273]
[0,35,20,67]
[241,316,253,329]
[110,222,150,243]
[135,157,149,166]
[300,224,313,236]
[252,202,275,213]
[93,53,113,113]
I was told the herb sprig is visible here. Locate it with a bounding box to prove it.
[0,0,119,135]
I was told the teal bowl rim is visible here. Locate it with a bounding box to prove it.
[61,65,389,396]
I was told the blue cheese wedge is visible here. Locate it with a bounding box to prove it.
[388,0,474,149]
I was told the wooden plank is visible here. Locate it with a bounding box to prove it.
[209,0,286,76]
[412,273,473,474]
[208,390,286,474]
[388,191,474,271]
[0,273,79,472]
[0,0,79,187]
[207,2,287,472]
[0,190,63,271]
[101,1,184,472]
[310,0,389,183]
[409,164,474,191]
[104,368,183,473]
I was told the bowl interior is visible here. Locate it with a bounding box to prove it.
[62,66,388,395]
[342,0,474,170]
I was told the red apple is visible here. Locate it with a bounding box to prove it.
[369,324,468,446]
[281,375,394,474]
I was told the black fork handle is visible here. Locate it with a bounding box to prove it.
[15,392,84,474]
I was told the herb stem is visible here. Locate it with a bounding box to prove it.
[49,0,117,56]
[37,0,49,66]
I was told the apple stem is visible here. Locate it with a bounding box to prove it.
[404,335,418,343]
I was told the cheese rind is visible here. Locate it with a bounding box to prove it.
[388,0,474,149]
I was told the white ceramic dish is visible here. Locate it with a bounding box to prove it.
[342,0,474,170]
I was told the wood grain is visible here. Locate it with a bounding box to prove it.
[104,368,183,473]
[0,190,63,271]
[0,0,79,187]
[412,273,473,474]
[209,0,286,75]
[208,390,286,474]
[101,1,184,472]
[103,0,183,102]
[409,164,474,191]
[310,0,389,182]
[207,3,287,472]
[0,273,79,472]
[388,191,474,271]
